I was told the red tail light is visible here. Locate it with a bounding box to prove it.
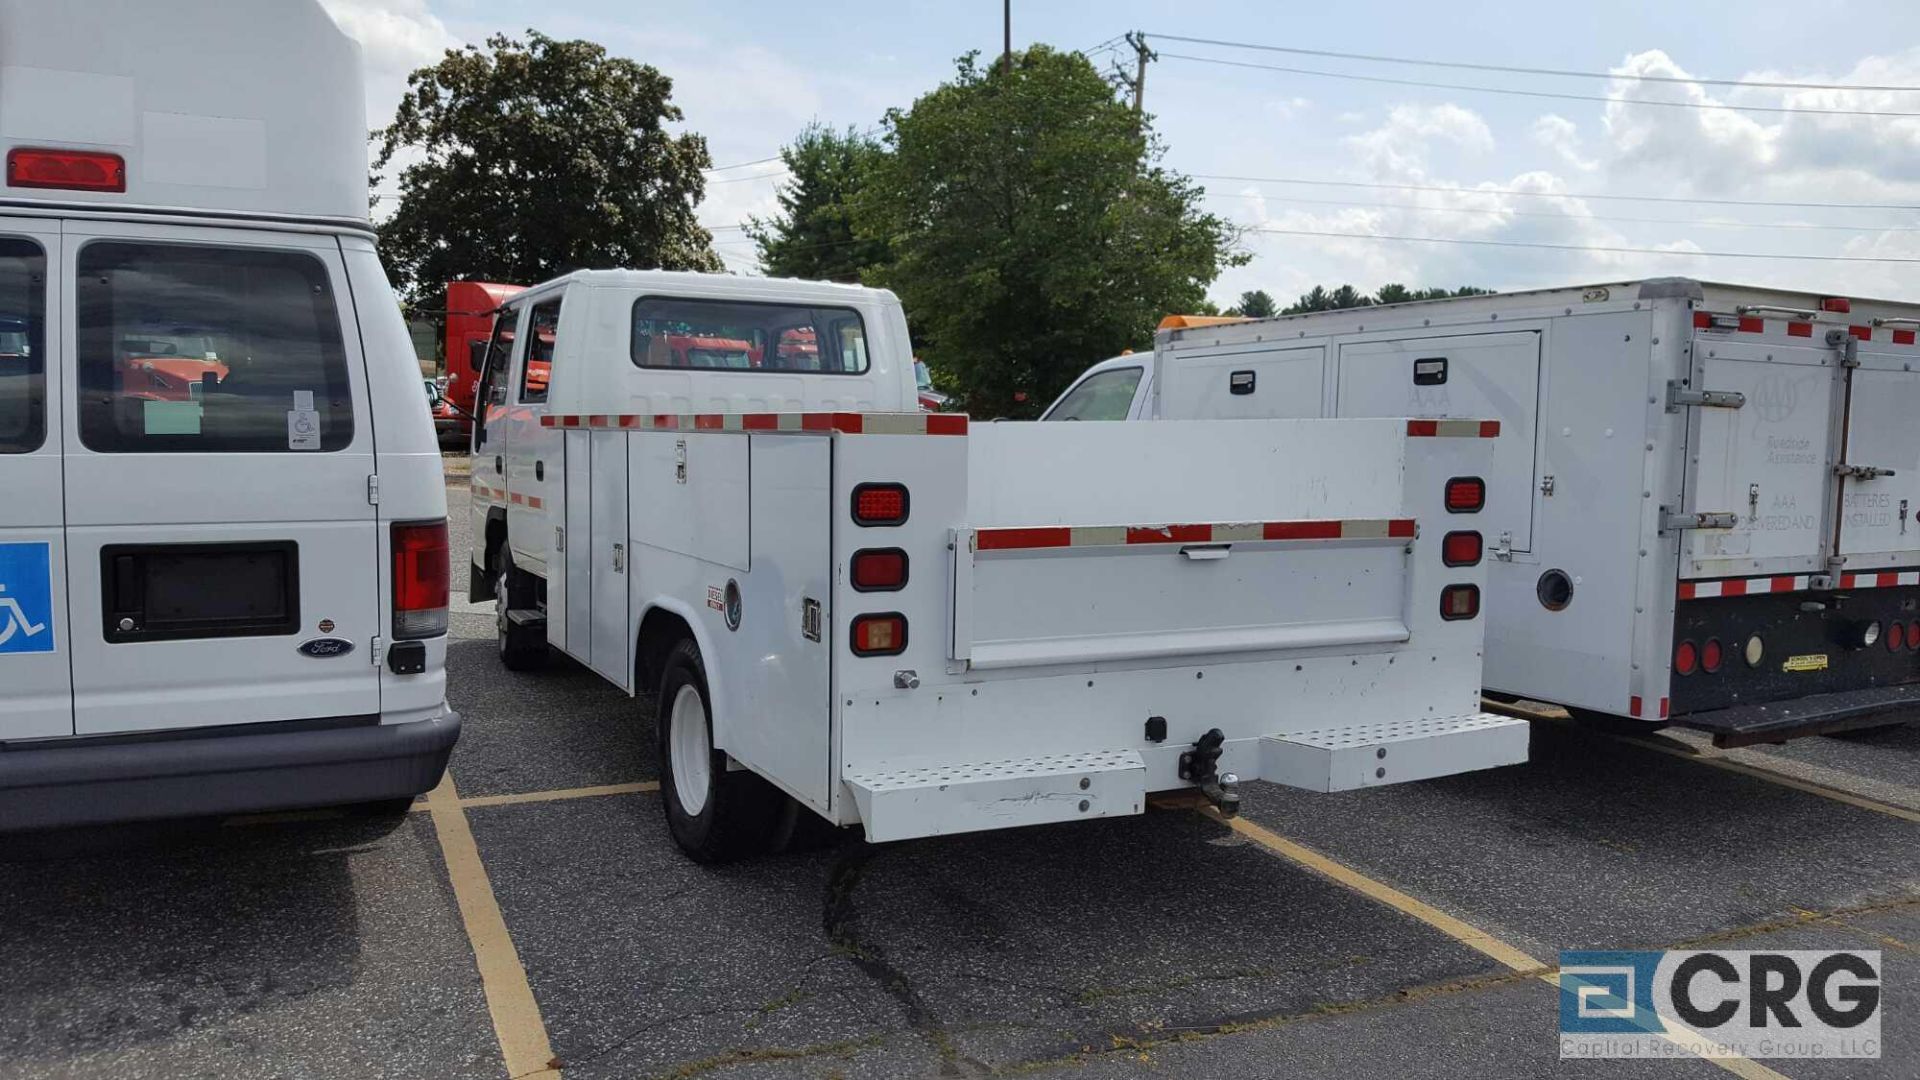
[851,548,909,591]
[1890,622,1907,652]
[851,613,907,655]
[392,519,450,639]
[1442,531,1483,567]
[7,148,126,192]
[852,483,909,526]
[1439,584,1479,621]
[1674,639,1698,676]
[1908,621,1920,649]
[1820,297,1851,314]
[1445,477,1485,513]
[1702,638,1723,672]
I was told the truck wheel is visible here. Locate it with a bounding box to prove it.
[656,639,782,863]
[495,555,548,672]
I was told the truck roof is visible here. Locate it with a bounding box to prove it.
[1165,277,1920,346]
[520,269,900,308]
[0,0,367,228]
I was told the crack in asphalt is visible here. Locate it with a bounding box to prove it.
[823,844,994,1078]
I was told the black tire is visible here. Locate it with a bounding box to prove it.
[1567,707,1668,736]
[495,553,548,672]
[656,639,783,863]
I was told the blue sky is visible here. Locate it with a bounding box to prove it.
[326,0,1920,311]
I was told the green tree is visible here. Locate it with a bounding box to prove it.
[1283,282,1491,314]
[373,31,721,304]
[854,47,1240,417]
[746,124,891,283]
[1224,289,1277,319]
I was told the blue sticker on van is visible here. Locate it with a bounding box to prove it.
[0,542,55,655]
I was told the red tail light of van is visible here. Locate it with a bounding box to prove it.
[1445,477,1485,513]
[852,613,908,656]
[852,483,909,526]
[392,519,450,639]
[7,148,126,192]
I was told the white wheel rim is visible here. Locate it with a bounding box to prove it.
[668,684,712,817]
[495,570,510,642]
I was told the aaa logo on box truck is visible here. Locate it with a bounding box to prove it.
[0,541,54,654]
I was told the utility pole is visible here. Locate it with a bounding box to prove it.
[1002,0,1012,75]
[1112,32,1156,113]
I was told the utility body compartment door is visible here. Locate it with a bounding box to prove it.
[0,218,70,739]
[1335,331,1541,553]
[1681,336,1838,579]
[1154,344,1325,421]
[1834,343,1920,571]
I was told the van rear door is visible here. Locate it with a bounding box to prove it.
[59,223,381,735]
[0,220,70,740]
[1833,336,1920,571]
[1679,334,1838,580]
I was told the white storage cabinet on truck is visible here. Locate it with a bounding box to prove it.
[470,270,1527,861]
[1061,279,1920,746]
[0,0,458,828]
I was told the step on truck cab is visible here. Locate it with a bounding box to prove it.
[0,0,458,828]
[470,270,1527,860]
[1088,279,1920,746]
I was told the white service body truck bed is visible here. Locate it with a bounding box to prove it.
[469,272,1526,855]
[1124,278,1920,746]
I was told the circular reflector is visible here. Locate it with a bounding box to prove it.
[1863,620,1883,648]
[1892,622,1907,652]
[1674,640,1698,676]
[1744,635,1764,668]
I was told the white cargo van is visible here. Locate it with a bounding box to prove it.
[1055,280,1920,746]
[0,0,458,828]
[470,270,1527,861]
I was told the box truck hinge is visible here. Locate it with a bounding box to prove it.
[1660,507,1737,533]
[1665,380,1745,412]
[1835,464,1896,480]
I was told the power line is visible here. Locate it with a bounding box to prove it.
[705,155,783,172]
[707,168,790,185]
[1244,225,1920,263]
[1192,173,1920,212]
[1205,190,1920,233]
[1144,32,1920,93]
[1158,51,1920,119]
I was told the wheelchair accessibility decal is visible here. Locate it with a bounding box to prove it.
[0,542,55,654]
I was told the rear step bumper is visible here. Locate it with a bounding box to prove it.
[0,711,460,831]
[1680,686,1920,748]
[843,712,1529,843]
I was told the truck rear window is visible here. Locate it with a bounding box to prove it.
[630,297,869,375]
[0,237,45,454]
[75,242,354,453]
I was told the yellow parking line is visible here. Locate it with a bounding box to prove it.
[1485,700,1920,825]
[425,772,561,1079]
[411,780,660,813]
[1208,809,1791,1080]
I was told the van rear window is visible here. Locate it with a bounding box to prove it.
[630,297,869,375]
[0,237,46,454]
[76,242,354,453]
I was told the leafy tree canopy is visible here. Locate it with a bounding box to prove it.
[855,47,1242,417]
[1281,283,1492,315]
[746,124,891,283]
[1223,289,1277,318]
[373,30,721,305]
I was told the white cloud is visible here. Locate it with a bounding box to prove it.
[1343,103,1495,178]
[318,0,456,126]
[1266,96,1312,121]
[1531,114,1597,172]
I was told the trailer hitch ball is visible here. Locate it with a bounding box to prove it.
[1179,727,1241,817]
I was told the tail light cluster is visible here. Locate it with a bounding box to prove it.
[1885,620,1920,652]
[7,147,126,193]
[1673,636,1731,676]
[850,484,909,655]
[392,519,450,639]
[1440,476,1485,620]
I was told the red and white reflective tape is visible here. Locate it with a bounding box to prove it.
[1692,311,1918,346]
[1407,418,1501,438]
[538,411,968,435]
[1678,570,1920,599]
[469,482,541,510]
[974,518,1415,552]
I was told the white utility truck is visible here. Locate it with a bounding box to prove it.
[468,270,1527,861]
[1052,280,1920,746]
[0,0,458,828]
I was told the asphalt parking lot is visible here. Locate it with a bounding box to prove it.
[2,465,1916,1080]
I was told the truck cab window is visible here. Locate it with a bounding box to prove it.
[75,242,353,453]
[0,237,46,454]
[518,297,560,404]
[630,297,869,375]
[472,307,517,448]
[1046,366,1142,421]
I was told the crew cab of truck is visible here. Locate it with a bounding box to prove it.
[0,0,458,829]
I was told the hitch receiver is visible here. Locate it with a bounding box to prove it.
[1178,727,1241,817]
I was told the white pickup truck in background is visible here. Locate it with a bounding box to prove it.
[468,270,1526,861]
[1054,279,1920,747]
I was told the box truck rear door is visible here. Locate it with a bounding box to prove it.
[1833,337,1920,572]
